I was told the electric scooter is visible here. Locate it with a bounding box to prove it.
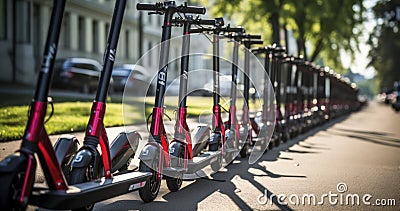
[190,23,248,165]
[250,46,277,155]
[281,56,299,138]
[268,45,286,148]
[165,15,230,192]
[136,1,206,202]
[292,56,308,135]
[315,66,329,124]
[239,36,264,158]
[220,29,248,160]
[0,1,152,210]
[301,62,315,132]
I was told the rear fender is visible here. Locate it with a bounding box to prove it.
[191,125,211,145]
[110,131,141,171]
[54,134,79,166]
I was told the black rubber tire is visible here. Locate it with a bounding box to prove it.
[240,144,248,158]
[0,168,28,210]
[166,147,184,192]
[209,142,219,151]
[138,160,160,203]
[69,167,94,211]
[275,138,281,147]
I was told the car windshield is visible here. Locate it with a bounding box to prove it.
[112,68,131,77]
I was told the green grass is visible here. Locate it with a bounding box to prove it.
[0,92,263,142]
[0,102,125,142]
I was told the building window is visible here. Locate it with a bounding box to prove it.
[157,16,162,26]
[0,0,6,40]
[125,30,130,58]
[16,0,31,43]
[105,22,110,43]
[92,20,98,53]
[147,41,152,66]
[148,13,152,25]
[62,12,70,48]
[78,16,85,51]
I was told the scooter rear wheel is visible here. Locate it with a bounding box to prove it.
[166,148,184,192]
[138,160,160,202]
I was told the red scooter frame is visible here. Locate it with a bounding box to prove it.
[0,1,152,210]
[136,1,206,202]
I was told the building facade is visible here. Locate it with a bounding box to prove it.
[0,0,213,87]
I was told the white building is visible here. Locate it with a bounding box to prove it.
[0,0,212,89]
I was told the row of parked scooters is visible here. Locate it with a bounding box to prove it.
[0,1,360,210]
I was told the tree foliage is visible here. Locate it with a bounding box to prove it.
[368,0,400,90]
[208,0,364,72]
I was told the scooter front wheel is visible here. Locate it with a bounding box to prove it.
[166,147,184,192]
[138,160,160,202]
[69,167,94,211]
[0,166,28,210]
[240,143,248,158]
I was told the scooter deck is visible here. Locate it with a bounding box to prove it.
[29,171,151,210]
[163,151,222,177]
[187,151,221,174]
[225,148,238,154]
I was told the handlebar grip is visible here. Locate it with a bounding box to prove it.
[197,19,216,26]
[246,35,262,39]
[225,27,245,33]
[181,6,206,14]
[252,40,264,44]
[136,3,159,11]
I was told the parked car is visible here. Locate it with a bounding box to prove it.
[52,58,112,94]
[112,64,153,96]
[165,81,180,96]
[202,75,243,97]
[391,81,400,112]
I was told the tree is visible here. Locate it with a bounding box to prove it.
[208,0,364,72]
[368,0,400,90]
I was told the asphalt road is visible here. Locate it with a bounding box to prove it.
[1,101,399,210]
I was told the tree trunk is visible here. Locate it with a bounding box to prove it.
[284,23,289,54]
[269,12,280,45]
[310,38,324,62]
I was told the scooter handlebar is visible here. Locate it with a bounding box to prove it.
[136,2,161,11]
[248,40,263,45]
[189,28,213,33]
[224,27,245,33]
[197,19,217,26]
[136,2,206,14]
[244,34,262,39]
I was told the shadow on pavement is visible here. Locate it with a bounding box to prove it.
[327,128,400,148]
[93,115,350,211]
